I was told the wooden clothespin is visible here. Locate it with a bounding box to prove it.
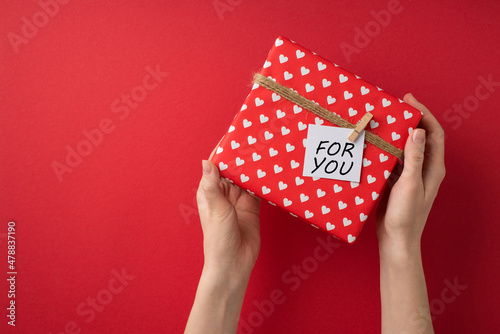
[348,113,373,142]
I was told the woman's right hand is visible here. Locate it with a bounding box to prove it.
[376,93,446,252]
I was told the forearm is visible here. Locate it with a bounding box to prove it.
[379,241,434,334]
[185,267,250,334]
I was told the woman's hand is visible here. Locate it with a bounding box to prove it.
[197,159,261,280]
[185,157,261,334]
[376,93,446,252]
[376,93,445,334]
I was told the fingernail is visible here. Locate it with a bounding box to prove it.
[202,160,212,175]
[413,129,425,143]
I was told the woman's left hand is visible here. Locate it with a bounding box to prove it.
[196,159,261,280]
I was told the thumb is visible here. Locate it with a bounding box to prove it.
[401,129,426,181]
[200,160,229,212]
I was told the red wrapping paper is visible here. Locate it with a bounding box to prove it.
[210,36,421,243]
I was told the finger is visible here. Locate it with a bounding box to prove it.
[200,160,230,215]
[404,93,445,162]
[400,128,426,185]
[404,94,446,195]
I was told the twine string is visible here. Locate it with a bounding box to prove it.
[253,73,404,160]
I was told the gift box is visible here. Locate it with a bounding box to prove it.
[210,36,421,244]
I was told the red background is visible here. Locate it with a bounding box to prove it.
[1,0,499,333]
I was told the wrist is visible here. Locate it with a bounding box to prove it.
[200,265,251,296]
[378,238,422,266]
[203,254,256,286]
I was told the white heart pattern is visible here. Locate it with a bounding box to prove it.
[219,162,228,170]
[235,157,245,166]
[231,140,240,149]
[211,37,421,245]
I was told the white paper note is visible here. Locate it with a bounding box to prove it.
[302,124,364,182]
